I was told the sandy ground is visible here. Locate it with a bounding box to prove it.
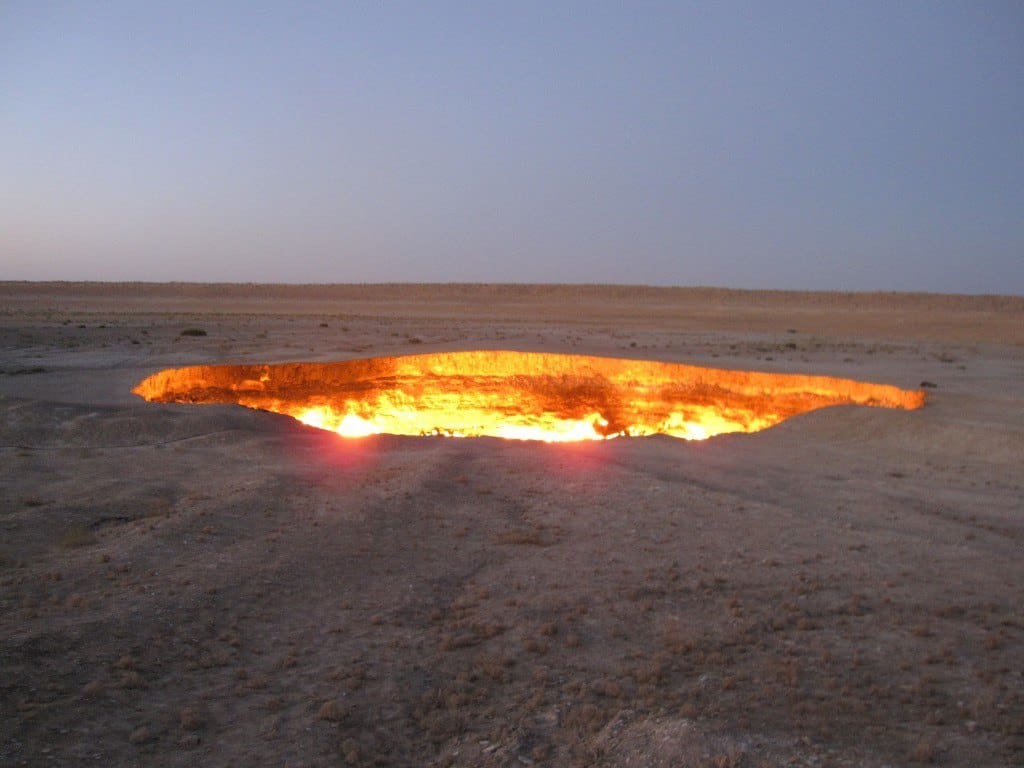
[0,283,1021,767]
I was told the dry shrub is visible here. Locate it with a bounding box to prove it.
[264,696,284,712]
[631,656,669,685]
[341,737,360,763]
[705,744,747,768]
[524,637,549,655]
[417,709,465,744]
[241,674,268,692]
[496,529,545,546]
[564,702,607,734]
[120,671,144,688]
[591,678,623,698]
[441,633,479,651]
[982,632,1004,651]
[345,668,366,691]
[279,651,298,669]
[661,626,695,654]
[531,743,553,761]
[908,734,938,763]
[911,622,933,638]
[180,707,204,730]
[316,700,348,722]
[932,604,964,619]
[475,653,512,682]
[472,622,506,639]
[539,621,558,637]
[59,524,96,549]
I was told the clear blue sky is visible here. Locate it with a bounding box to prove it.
[2,1,1022,293]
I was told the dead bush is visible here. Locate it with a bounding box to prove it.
[59,524,96,549]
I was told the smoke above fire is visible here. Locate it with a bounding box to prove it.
[132,351,925,442]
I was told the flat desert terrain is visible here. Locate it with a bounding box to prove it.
[1,282,1021,767]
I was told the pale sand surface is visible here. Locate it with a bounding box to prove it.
[0,283,1021,766]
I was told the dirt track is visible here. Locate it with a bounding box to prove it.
[1,283,1022,767]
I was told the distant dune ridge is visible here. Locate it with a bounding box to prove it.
[1,280,1022,307]
[2,281,1020,344]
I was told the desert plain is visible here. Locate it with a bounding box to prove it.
[0,282,1021,767]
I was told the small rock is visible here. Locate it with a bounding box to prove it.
[129,726,150,744]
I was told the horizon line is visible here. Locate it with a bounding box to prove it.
[1,279,1021,300]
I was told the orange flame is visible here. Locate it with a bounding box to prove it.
[131,351,924,442]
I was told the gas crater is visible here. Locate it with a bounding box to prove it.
[132,350,925,442]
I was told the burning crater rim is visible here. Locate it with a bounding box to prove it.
[131,350,926,442]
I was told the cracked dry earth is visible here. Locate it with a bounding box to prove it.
[1,284,1022,767]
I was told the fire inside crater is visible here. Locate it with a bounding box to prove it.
[132,351,924,442]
